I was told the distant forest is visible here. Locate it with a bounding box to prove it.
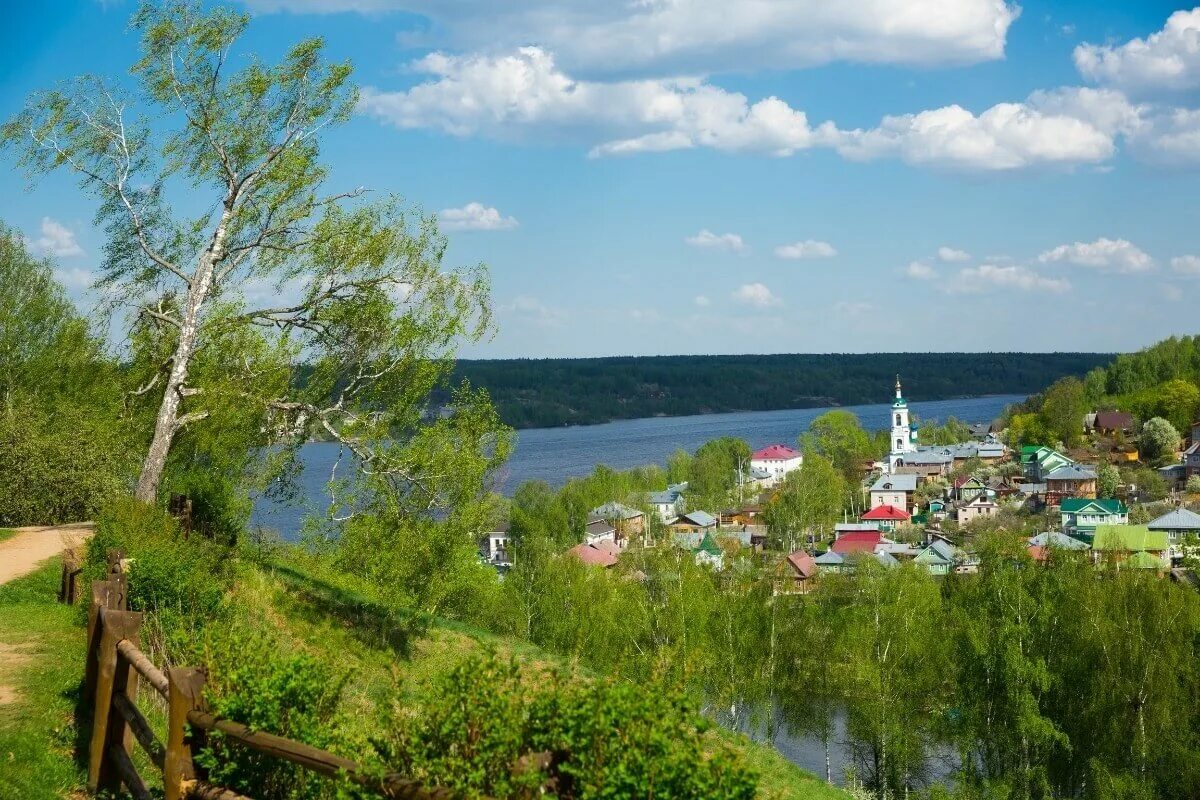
[444,352,1114,429]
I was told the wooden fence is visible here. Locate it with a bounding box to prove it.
[73,550,510,800]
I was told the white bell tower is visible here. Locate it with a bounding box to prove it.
[888,375,916,472]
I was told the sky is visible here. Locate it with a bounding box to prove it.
[2,0,1199,358]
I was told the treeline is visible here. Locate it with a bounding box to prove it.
[445,353,1113,428]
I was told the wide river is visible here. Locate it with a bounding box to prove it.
[251,394,1023,536]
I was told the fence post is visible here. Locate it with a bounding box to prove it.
[84,581,113,701]
[87,608,143,794]
[165,667,208,800]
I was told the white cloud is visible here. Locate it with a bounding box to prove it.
[905,261,937,279]
[361,48,820,158]
[936,246,971,262]
[694,295,712,307]
[948,264,1070,294]
[686,229,747,252]
[1162,283,1185,302]
[774,239,837,259]
[28,217,84,258]
[438,202,518,231]
[52,267,95,291]
[249,1,1020,75]
[1075,9,1200,93]
[1171,254,1200,274]
[831,99,1117,171]
[1036,237,1154,273]
[503,295,565,327]
[731,282,781,307]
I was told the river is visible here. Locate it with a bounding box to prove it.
[251,394,1022,537]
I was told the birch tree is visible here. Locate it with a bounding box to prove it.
[2,2,496,507]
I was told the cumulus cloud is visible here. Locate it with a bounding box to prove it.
[1075,9,1200,93]
[686,229,747,252]
[360,48,820,158]
[248,0,1020,75]
[947,264,1070,294]
[1171,254,1200,274]
[28,217,84,258]
[774,239,837,259]
[830,98,1117,171]
[438,202,518,231]
[52,267,96,291]
[1162,283,1185,302]
[905,261,937,279]
[1036,237,1154,273]
[731,282,781,307]
[503,295,565,327]
[937,247,971,262]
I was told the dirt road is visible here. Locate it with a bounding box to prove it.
[0,522,93,585]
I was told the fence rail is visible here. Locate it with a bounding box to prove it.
[77,549,498,800]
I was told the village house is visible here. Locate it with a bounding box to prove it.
[834,521,881,538]
[860,503,910,532]
[567,540,620,568]
[692,532,724,569]
[1026,531,1090,562]
[955,494,999,525]
[1044,463,1098,504]
[914,539,959,576]
[750,444,803,488]
[480,521,511,572]
[830,530,888,556]
[584,517,618,546]
[1092,410,1135,436]
[1060,498,1128,539]
[870,473,917,512]
[778,551,818,594]
[591,501,646,542]
[669,510,718,534]
[1147,507,1200,560]
[647,483,687,523]
[950,475,987,503]
[1092,525,1169,570]
[1186,437,1200,480]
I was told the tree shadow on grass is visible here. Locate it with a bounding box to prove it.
[266,564,429,659]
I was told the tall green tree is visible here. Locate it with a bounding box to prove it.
[690,436,752,505]
[1139,417,1180,463]
[1039,377,1087,447]
[3,2,498,509]
[801,410,878,484]
[763,456,847,551]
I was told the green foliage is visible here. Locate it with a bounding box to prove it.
[443,353,1112,429]
[1097,462,1120,499]
[1005,412,1051,448]
[1139,417,1180,463]
[193,625,352,800]
[763,456,848,551]
[801,410,880,484]
[917,416,972,446]
[689,436,752,503]
[384,653,758,799]
[1187,475,1200,495]
[162,467,251,545]
[1040,377,1088,447]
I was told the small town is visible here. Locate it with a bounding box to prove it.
[481,377,1200,586]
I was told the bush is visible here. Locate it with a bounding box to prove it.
[193,625,356,800]
[85,497,232,624]
[163,468,251,546]
[385,654,758,799]
[1187,476,1200,495]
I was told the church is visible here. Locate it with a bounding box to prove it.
[887,376,918,473]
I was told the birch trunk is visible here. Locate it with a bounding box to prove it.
[133,213,229,502]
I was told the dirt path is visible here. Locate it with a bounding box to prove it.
[0,522,93,585]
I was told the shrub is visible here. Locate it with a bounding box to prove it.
[86,497,231,623]
[1187,476,1200,496]
[163,467,251,546]
[386,654,758,799]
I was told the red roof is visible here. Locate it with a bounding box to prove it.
[861,504,911,521]
[785,551,817,578]
[753,444,801,460]
[830,531,883,554]
[567,542,619,567]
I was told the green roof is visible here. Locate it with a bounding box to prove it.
[1092,525,1168,552]
[1060,498,1127,514]
[694,531,722,557]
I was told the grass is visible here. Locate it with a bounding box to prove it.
[0,559,87,800]
[0,548,849,800]
[0,529,17,545]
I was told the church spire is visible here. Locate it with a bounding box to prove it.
[895,374,902,399]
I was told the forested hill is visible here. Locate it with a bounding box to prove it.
[448,352,1113,429]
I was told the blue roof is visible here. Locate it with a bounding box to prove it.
[1147,507,1200,531]
[814,550,845,565]
[676,510,717,528]
[1028,531,1090,550]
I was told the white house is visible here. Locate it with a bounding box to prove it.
[648,483,687,523]
[751,445,803,488]
[481,522,511,572]
[869,473,917,512]
[584,517,618,545]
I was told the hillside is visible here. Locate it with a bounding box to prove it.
[448,352,1113,428]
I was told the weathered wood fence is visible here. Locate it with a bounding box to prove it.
[74,550,468,800]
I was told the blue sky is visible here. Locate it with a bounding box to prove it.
[2,1,1199,358]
